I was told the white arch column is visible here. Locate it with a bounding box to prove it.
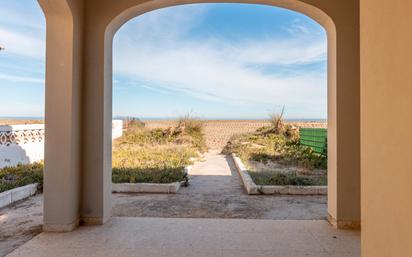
[39,0,84,231]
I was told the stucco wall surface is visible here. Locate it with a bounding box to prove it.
[361,0,412,256]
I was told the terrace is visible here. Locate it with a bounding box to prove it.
[0,0,411,257]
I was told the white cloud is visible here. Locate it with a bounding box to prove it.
[0,28,45,59]
[282,18,313,35]
[230,39,326,65]
[0,73,44,84]
[113,5,327,113]
[0,1,45,31]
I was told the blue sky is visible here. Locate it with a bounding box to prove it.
[0,1,327,120]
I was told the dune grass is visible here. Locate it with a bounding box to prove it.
[0,119,43,125]
[223,114,327,186]
[112,117,206,184]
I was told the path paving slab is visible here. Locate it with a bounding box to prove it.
[6,217,360,257]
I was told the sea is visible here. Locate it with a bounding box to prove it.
[0,116,327,122]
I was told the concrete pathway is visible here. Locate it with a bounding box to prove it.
[113,151,327,219]
[6,217,360,257]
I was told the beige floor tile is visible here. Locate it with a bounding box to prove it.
[6,217,359,257]
[222,249,332,257]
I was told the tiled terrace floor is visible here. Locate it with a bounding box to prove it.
[7,217,360,257]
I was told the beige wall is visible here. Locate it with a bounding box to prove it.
[361,0,412,256]
[39,0,361,231]
[38,0,84,231]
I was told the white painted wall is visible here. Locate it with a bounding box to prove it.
[0,120,123,168]
[0,124,45,168]
[112,120,123,140]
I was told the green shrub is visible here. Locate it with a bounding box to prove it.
[249,171,326,186]
[0,162,43,193]
[112,167,188,184]
[223,129,326,170]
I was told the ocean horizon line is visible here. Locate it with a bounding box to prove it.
[0,116,327,122]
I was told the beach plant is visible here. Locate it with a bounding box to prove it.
[112,117,206,184]
[224,131,326,170]
[112,167,188,184]
[0,162,43,193]
[249,171,326,186]
[123,117,145,129]
[263,108,299,141]
[269,107,286,135]
[223,115,327,186]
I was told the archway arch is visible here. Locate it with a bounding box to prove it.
[41,0,360,231]
[106,0,335,36]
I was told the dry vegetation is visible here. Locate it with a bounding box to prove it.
[223,114,327,186]
[0,119,43,125]
[0,117,207,190]
[0,117,326,190]
[112,116,206,184]
[145,119,326,149]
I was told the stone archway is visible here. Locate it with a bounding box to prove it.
[40,0,360,231]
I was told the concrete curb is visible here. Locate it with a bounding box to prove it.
[112,182,182,194]
[0,183,38,209]
[112,165,193,194]
[232,154,260,194]
[231,154,327,195]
